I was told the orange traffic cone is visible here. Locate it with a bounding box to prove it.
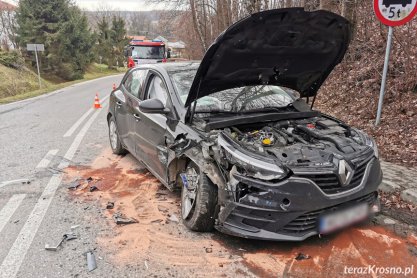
[93,93,102,109]
[112,83,116,90]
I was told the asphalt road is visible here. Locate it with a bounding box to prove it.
[0,75,416,278]
[0,75,124,277]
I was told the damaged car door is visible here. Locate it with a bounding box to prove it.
[134,72,170,182]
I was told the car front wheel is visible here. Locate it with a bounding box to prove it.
[108,116,127,155]
[180,162,217,232]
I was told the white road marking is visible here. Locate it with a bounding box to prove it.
[63,108,93,137]
[0,195,26,234]
[0,180,30,190]
[35,149,59,169]
[60,106,106,168]
[63,94,110,138]
[0,107,105,278]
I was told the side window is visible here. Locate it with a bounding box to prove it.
[123,72,133,92]
[147,75,169,106]
[123,70,147,99]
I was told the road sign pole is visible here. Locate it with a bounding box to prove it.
[375,26,393,126]
[34,46,42,89]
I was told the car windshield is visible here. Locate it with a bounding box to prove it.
[131,46,165,59]
[170,69,298,113]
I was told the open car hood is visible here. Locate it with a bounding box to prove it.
[184,8,351,107]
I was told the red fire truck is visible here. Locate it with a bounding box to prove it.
[125,40,167,68]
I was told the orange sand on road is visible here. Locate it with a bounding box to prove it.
[65,149,249,277]
[64,148,417,277]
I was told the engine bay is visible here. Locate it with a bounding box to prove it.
[222,117,371,167]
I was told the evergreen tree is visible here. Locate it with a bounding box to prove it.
[110,16,129,68]
[96,17,112,66]
[95,16,129,69]
[58,6,95,79]
[15,0,95,80]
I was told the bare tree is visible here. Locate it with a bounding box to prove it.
[0,3,17,50]
[147,0,360,59]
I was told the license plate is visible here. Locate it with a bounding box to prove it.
[319,203,369,234]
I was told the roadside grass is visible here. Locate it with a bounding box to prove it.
[0,63,125,104]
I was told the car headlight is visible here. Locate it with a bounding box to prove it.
[368,137,379,158]
[218,134,286,181]
[353,129,379,158]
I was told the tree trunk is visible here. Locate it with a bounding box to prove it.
[190,0,207,52]
[341,0,356,23]
[320,0,335,11]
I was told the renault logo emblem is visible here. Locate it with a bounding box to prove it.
[338,160,353,186]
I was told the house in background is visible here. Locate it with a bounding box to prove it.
[128,35,147,41]
[153,36,186,59]
[167,41,186,58]
[0,0,17,50]
[154,35,168,43]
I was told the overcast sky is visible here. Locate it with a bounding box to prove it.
[3,0,165,11]
[74,0,164,11]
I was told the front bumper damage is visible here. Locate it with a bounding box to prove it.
[215,158,383,241]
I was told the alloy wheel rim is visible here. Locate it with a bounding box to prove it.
[181,167,199,219]
[109,121,118,150]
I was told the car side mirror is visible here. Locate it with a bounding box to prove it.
[139,99,170,114]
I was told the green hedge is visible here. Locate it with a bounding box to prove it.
[0,50,25,69]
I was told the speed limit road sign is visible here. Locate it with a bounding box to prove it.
[374,0,417,26]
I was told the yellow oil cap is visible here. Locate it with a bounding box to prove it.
[262,138,272,145]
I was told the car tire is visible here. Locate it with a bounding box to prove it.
[180,162,217,232]
[108,116,127,155]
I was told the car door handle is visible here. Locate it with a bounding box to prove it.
[133,114,141,121]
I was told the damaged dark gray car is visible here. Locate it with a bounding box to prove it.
[107,8,383,241]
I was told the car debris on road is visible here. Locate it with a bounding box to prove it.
[295,253,311,261]
[66,177,105,192]
[86,251,97,272]
[0,178,31,188]
[67,179,82,190]
[45,233,78,251]
[168,214,179,223]
[113,212,138,225]
[106,201,114,209]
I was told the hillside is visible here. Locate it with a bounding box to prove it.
[316,2,417,167]
[0,64,44,99]
[0,63,124,104]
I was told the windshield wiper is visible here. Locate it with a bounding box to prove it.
[195,110,240,114]
[240,107,292,114]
